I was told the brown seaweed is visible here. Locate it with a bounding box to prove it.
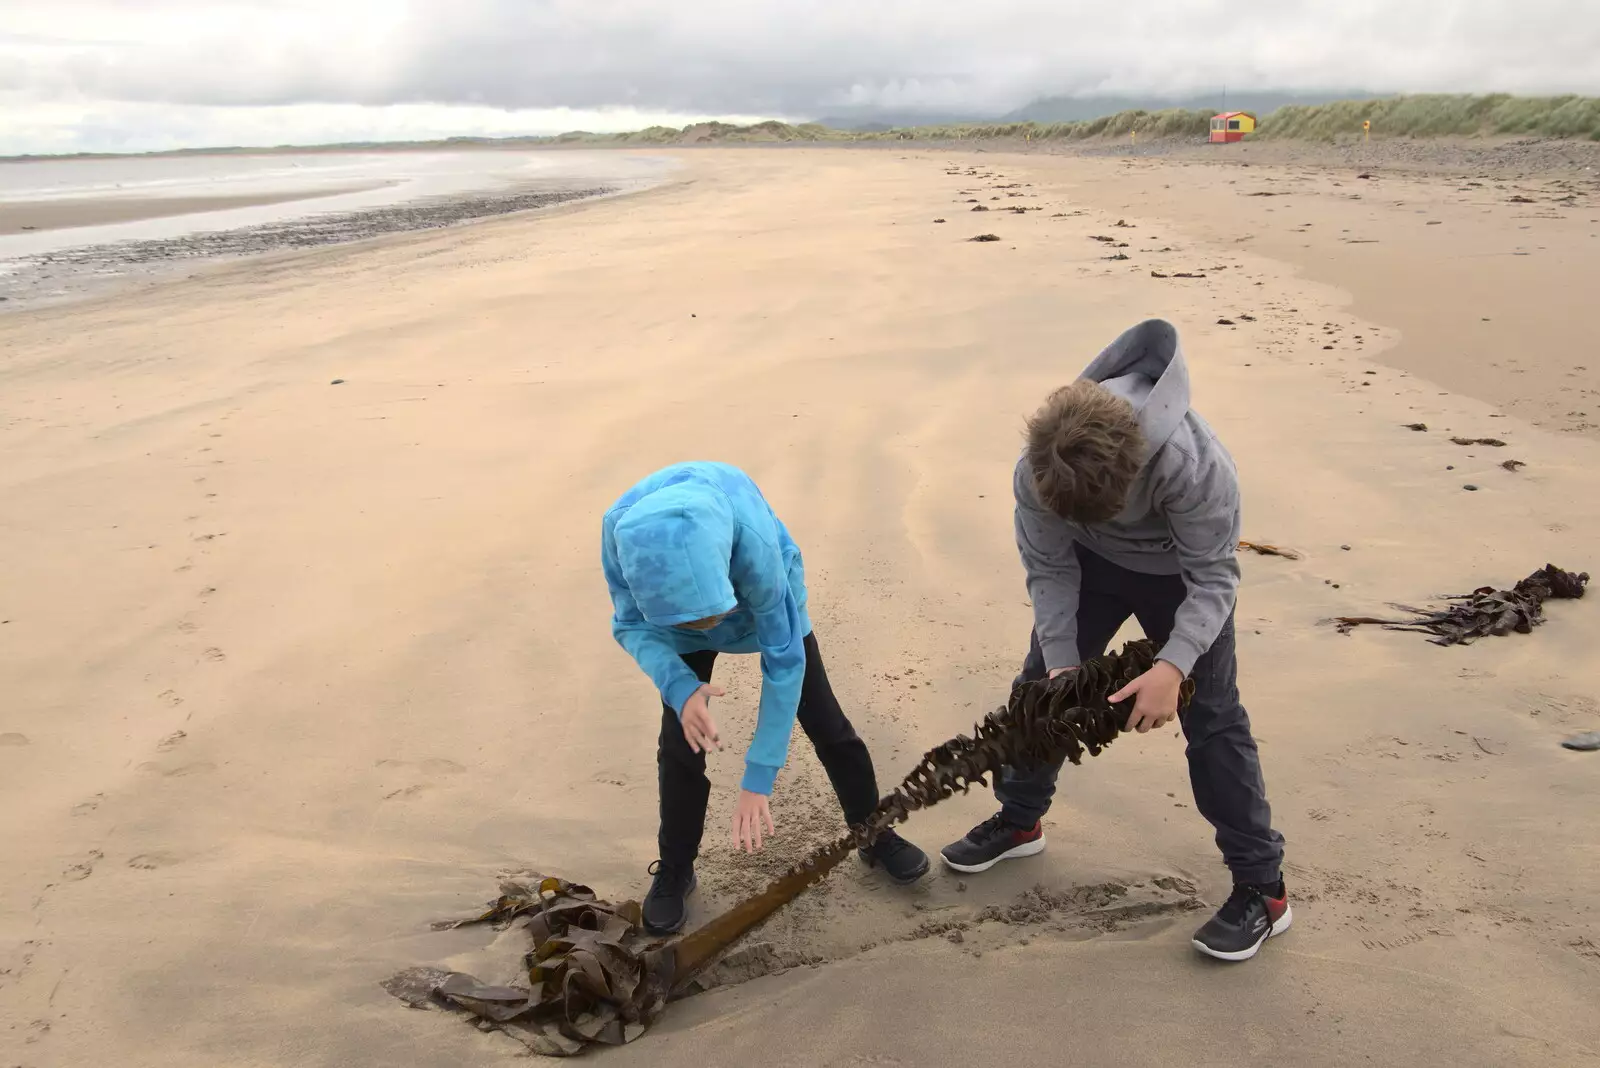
[1238,541,1302,560]
[388,639,1187,1056]
[1333,564,1588,645]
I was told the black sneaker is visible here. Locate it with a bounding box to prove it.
[642,860,697,935]
[939,813,1046,873]
[859,829,930,885]
[1192,880,1292,961]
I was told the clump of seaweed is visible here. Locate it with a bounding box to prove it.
[387,639,1186,1056]
[1333,564,1588,644]
[384,877,666,1056]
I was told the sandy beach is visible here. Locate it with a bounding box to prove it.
[2,146,1598,1067]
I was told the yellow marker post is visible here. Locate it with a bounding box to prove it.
[1363,119,1371,141]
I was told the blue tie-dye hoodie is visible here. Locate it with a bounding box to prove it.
[601,462,812,796]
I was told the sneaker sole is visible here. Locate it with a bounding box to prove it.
[642,873,697,936]
[1192,904,1293,962]
[938,835,1046,874]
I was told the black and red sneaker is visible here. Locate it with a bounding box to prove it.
[939,813,1046,873]
[1192,880,1292,961]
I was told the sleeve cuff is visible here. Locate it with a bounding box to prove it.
[1156,634,1205,677]
[741,762,780,795]
[1038,635,1081,674]
[662,675,704,717]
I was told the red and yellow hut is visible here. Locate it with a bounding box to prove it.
[1209,111,1256,143]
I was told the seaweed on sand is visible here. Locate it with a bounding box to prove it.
[385,639,1191,1055]
[1333,564,1588,645]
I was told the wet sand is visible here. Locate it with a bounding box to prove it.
[1,147,1597,1068]
[0,187,382,235]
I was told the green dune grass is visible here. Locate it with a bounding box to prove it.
[1257,94,1600,141]
[562,94,1599,145]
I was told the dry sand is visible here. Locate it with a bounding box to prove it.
[2,147,1598,1067]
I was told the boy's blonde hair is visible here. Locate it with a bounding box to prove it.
[1025,380,1145,523]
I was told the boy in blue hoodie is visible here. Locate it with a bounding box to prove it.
[940,319,1290,963]
[603,461,929,934]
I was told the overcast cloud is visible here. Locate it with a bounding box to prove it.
[3,0,1599,154]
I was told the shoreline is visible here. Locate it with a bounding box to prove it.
[0,181,639,312]
[0,184,390,236]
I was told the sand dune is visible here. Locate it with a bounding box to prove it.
[2,148,1597,1067]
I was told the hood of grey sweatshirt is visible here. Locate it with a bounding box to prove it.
[1014,318,1242,675]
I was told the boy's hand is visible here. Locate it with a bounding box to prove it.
[1048,666,1076,679]
[681,684,724,754]
[732,790,775,853]
[1109,660,1185,734]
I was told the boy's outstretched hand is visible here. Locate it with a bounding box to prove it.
[1109,660,1185,734]
[733,790,775,853]
[681,684,724,754]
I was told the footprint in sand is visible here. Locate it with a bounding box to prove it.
[63,850,103,881]
[203,647,226,662]
[71,793,105,816]
[177,620,199,633]
[158,689,184,706]
[418,758,465,775]
[0,732,30,747]
[138,760,217,778]
[156,730,187,751]
[128,852,180,870]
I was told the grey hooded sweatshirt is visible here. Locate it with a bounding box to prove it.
[1015,318,1240,677]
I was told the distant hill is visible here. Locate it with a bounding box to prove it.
[809,91,1388,131]
[1003,90,1386,124]
[809,109,996,131]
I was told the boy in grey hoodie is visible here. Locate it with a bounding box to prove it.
[940,319,1289,962]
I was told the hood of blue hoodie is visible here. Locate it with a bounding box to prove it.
[1079,318,1190,461]
[612,483,739,627]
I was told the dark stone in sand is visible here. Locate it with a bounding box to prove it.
[933,219,946,223]
[1562,731,1600,751]
[1404,423,1429,431]
[1216,318,1235,325]
[331,379,346,385]
[1463,484,1479,491]
[1502,459,1526,471]
[972,205,989,212]
[970,234,1001,242]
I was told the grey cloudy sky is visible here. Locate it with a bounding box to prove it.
[3,0,1598,154]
